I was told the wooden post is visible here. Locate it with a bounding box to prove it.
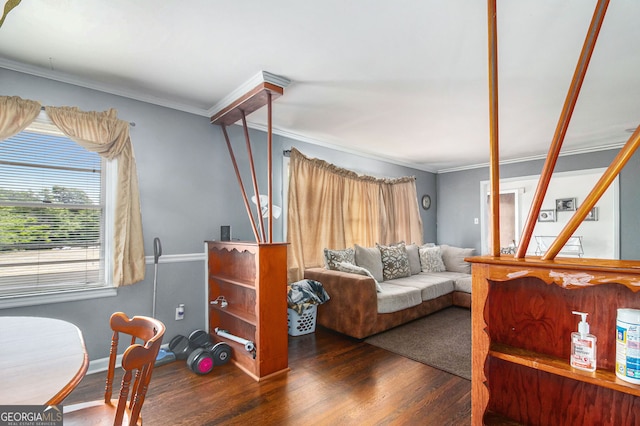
[220,125,261,243]
[487,0,500,257]
[267,91,273,243]
[240,111,266,242]
[516,0,610,258]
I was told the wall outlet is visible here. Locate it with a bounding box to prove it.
[175,304,185,321]
[474,218,479,224]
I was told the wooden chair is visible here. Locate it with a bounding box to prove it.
[64,312,166,426]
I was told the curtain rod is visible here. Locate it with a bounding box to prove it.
[40,106,136,127]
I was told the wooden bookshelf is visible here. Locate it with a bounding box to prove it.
[207,241,289,381]
[468,256,640,425]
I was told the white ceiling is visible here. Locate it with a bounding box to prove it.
[1,0,638,172]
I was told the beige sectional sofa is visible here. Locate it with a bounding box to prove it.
[304,243,474,339]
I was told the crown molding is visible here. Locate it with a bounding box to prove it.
[206,70,291,119]
[0,58,210,116]
[245,121,439,173]
[437,142,627,174]
[3,59,625,175]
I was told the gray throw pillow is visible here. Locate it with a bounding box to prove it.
[335,261,382,292]
[419,246,446,272]
[324,247,355,270]
[376,242,410,280]
[405,243,422,275]
[440,244,475,274]
[354,244,384,282]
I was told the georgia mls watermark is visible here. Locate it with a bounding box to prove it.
[0,406,62,426]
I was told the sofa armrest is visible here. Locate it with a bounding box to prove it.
[304,267,379,339]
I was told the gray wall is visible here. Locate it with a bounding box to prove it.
[0,68,436,361]
[436,149,640,260]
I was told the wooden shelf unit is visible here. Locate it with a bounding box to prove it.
[206,240,289,381]
[469,256,640,425]
[475,1,640,424]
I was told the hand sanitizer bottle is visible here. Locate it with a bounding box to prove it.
[571,311,597,372]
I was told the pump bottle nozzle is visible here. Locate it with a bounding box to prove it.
[572,311,590,337]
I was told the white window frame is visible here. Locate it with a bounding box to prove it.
[0,113,117,309]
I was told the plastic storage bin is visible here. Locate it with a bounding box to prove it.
[287,305,317,336]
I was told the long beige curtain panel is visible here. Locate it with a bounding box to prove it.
[0,95,145,286]
[287,147,423,282]
[46,106,145,286]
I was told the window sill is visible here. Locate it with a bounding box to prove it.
[0,287,118,309]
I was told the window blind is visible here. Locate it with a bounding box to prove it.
[0,116,107,297]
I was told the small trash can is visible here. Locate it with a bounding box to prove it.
[287,279,330,336]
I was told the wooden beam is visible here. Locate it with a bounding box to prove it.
[220,125,261,243]
[211,82,283,126]
[543,125,640,259]
[211,72,287,244]
[516,0,610,258]
[267,92,273,243]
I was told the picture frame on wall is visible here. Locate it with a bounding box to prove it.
[584,207,598,221]
[556,198,577,212]
[538,209,556,222]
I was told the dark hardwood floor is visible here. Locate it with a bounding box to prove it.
[64,326,471,425]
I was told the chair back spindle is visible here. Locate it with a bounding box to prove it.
[63,312,165,426]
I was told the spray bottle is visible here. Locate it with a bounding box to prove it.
[571,311,597,372]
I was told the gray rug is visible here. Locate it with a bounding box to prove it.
[365,307,471,380]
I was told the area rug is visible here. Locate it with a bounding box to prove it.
[365,307,471,380]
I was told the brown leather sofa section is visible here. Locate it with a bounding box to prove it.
[304,267,469,339]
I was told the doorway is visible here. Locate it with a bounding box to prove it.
[480,187,522,255]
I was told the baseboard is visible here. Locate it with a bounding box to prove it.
[87,343,171,375]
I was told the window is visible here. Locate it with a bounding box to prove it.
[0,113,115,307]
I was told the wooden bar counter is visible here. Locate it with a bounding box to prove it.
[468,255,640,425]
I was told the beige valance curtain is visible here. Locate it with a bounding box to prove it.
[0,96,41,139]
[287,148,423,282]
[0,96,145,286]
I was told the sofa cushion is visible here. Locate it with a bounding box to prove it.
[426,271,472,294]
[354,244,384,282]
[376,282,422,314]
[419,246,446,272]
[405,244,422,275]
[388,273,455,301]
[440,245,475,274]
[453,275,472,293]
[377,242,410,280]
[335,261,382,292]
[324,247,355,270]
